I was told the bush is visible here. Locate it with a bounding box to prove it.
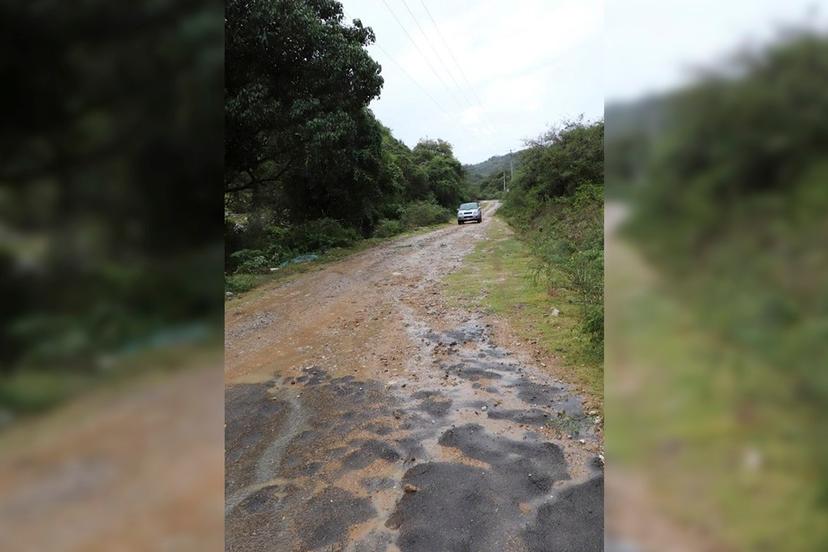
[225,273,263,294]
[228,218,360,276]
[285,218,359,252]
[373,219,405,238]
[582,296,605,347]
[401,200,451,228]
[512,181,603,356]
[229,249,270,274]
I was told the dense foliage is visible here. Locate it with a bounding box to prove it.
[500,120,604,355]
[0,0,223,415]
[627,32,828,390]
[225,0,467,277]
[463,150,525,179]
[617,30,828,550]
[463,150,525,200]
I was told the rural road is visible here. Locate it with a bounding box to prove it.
[225,201,604,551]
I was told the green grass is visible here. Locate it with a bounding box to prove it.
[444,216,603,402]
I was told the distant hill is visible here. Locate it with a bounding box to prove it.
[463,149,527,179]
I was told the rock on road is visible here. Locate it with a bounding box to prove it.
[225,201,603,551]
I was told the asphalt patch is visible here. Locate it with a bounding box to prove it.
[438,424,569,494]
[225,382,289,488]
[388,424,571,551]
[451,366,503,381]
[238,485,281,514]
[342,439,401,470]
[418,396,453,418]
[522,476,604,552]
[487,408,552,426]
[298,486,376,550]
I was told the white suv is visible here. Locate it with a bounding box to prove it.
[457,202,482,224]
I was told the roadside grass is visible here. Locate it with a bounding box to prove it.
[444,216,603,402]
[225,222,451,297]
[607,234,825,551]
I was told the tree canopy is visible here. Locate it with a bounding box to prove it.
[224,0,468,272]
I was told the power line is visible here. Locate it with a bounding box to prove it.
[377,0,466,112]
[344,4,504,158]
[398,0,499,138]
[417,0,499,135]
[397,0,475,108]
[342,8,451,119]
[419,0,484,106]
[373,43,452,118]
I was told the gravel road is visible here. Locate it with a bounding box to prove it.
[225,201,603,551]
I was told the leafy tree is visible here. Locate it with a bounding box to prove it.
[226,0,384,229]
[0,0,223,412]
[507,119,603,210]
[224,0,468,277]
[411,139,467,208]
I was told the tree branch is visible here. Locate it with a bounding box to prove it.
[225,157,294,194]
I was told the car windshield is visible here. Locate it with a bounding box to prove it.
[459,203,478,210]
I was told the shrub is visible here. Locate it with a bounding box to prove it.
[228,249,270,274]
[373,219,405,238]
[520,182,603,356]
[401,200,451,228]
[582,303,604,346]
[225,273,263,294]
[285,218,359,252]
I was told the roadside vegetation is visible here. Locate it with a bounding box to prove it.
[606,29,828,550]
[225,0,471,294]
[447,119,604,401]
[463,149,525,200]
[445,217,602,400]
[0,3,222,420]
[499,120,604,359]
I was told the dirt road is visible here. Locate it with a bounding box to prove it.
[0,355,224,552]
[225,201,603,551]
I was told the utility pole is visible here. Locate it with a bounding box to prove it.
[509,149,514,180]
[502,170,506,193]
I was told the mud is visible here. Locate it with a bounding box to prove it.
[225,202,603,551]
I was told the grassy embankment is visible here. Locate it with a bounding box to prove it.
[444,214,603,402]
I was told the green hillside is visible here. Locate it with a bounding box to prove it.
[463,149,526,178]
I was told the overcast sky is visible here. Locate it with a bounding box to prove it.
[340,0,603,164]
[340,0,823,164]
[606,0,824,102]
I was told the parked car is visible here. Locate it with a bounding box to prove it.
[457,202,482,224]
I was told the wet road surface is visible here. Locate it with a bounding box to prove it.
[225,202,603,551]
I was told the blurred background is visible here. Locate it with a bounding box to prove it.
[4,0,828,550]
[605,1,828,551]
[0,0,224,550]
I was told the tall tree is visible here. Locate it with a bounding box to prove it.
[225,0,383,214]
[411,139,466,207]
